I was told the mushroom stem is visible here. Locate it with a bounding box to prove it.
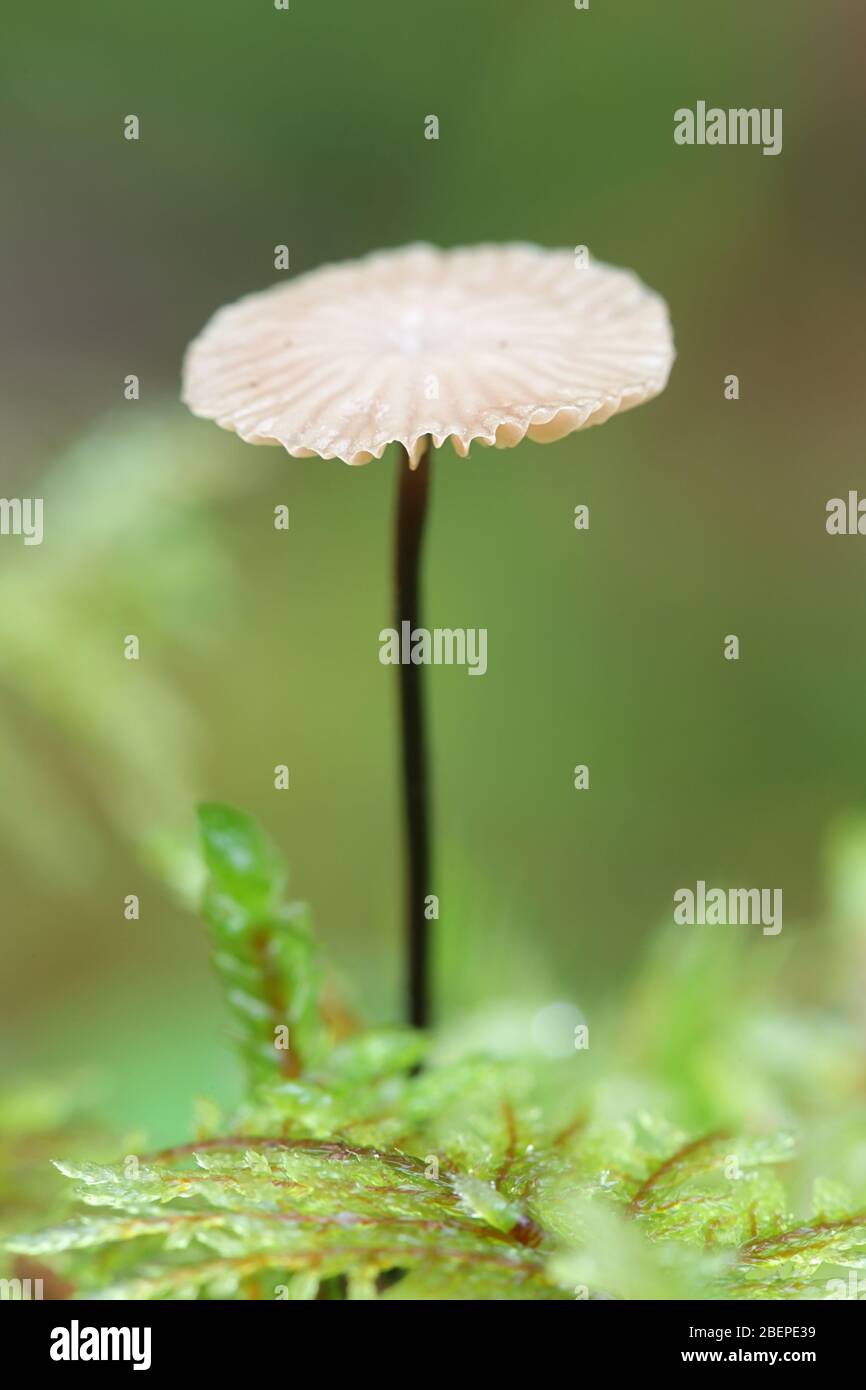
[394,437,433,1029]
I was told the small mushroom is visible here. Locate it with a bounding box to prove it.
[182,243,675,1029]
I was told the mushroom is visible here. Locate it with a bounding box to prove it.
[182,242,675,1029]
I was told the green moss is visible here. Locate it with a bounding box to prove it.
[8,806,866,1300]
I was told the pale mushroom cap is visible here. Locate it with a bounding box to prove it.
[182,243,675,467]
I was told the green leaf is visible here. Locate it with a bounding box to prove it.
[198,803,285,930]
[197,804,327,1083]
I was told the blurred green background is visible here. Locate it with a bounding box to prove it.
[1,0,865,1145]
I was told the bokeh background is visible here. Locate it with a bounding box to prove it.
[2,0,865,1146]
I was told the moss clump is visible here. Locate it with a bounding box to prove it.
[8,806,866,1300]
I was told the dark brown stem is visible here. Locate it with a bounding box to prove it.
[394,439,433,1029]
